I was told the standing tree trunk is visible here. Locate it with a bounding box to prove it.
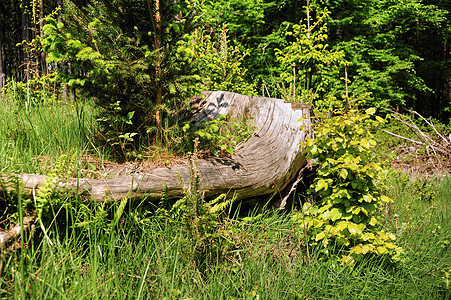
[154,0,163,140]
[39,0,47,76]
[146,0,163,140]
[0,39,5,91]
[21,1,29,83]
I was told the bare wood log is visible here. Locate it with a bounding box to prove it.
[2,91,312,202]
[0,216,35,247]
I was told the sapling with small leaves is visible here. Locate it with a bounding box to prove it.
[295,108,403,265]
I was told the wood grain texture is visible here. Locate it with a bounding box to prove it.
[2,91,312,202]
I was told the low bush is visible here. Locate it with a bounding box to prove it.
[295,108,403,265]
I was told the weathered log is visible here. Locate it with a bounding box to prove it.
[2,91,312,202]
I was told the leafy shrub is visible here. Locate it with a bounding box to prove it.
[2,74,62,109]
[95,101,138,160]
[294,108,403,265]
[182,24,257,96]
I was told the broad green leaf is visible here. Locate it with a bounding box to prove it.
[380,195,393,203]
[363,194,374,203]
[337,188,352,199]
[339,168,348,179]
[347,223,362,235]
[362,232,375,241]
[125,111,135,124]
[351,245,363,254]
[341,255,354,266]
[329,208,342,221]
[365,107,376,115]
[361,244,373,254]
[315,231,326,241]
[352,207,361,215]
[369,216,378,226]
[310,145,318,154]
[385,243,397,249]
[360,138,372,148]
[376,246,388,254]
[375,116,385,123]
[336,221,348,231]
[315,179,329,192]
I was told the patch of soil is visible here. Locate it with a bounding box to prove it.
[388,141,450,178]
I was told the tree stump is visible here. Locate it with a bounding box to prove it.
[3,91,312,203]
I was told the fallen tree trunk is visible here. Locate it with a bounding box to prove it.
[2,91,312,202]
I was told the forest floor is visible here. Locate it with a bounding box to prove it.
[389,140,450,177]
[1,99,450,299]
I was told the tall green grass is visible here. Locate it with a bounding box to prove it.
[0,94,98,173]
[1,174,449,299]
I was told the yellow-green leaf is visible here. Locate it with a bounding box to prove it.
[341,255,355,266]
[329,208,342,221]
[336,221,348,231]
[361,244,373,254]
[347,223,363,235]
[369,216,378,226]
[385,242,397,249]
[339,168,348,180]
[380,195,393,203]
[352,207,361,215]
[315,179,329,192]
[362,232,375,241]
[351,245,363,254]
[315,231,326,241]
[366,107,376,115]
[377,246,388,254]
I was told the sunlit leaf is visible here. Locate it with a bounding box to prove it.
[315,231,326,241]
[376,246,388,254]
[339,168,348,180]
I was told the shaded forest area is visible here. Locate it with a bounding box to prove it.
[0,0,450,124]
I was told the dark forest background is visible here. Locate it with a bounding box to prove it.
[1,0,449,124]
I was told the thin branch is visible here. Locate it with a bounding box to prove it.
[384,108,444,148]
[383,129,449,156]
[382,129,423,145]
[409,110,450,145]
[386,109,429,144]
[279,162,314,210]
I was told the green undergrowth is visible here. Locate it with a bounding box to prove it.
[181,114,257,157]
[0,168,449,299]
[0,96,98,174]
[0,96,450,298]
